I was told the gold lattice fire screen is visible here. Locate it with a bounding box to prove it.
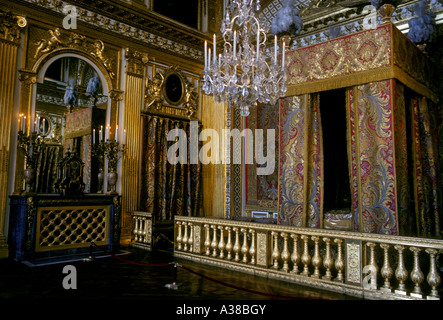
[35,205,109,252]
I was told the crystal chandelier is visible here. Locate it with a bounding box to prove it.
[202,0,287,117]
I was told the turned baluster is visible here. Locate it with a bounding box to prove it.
[380,244,393,292]
[366,242,379,273]
[322,237,334,280]
[365,242,379,289]
[334,239,344,282]
[142,219,148,243]
[300,235,311,276]
[280,232,290,272]
[241,228,249,263]
[211,225,218,257]
[182,222,188,252]
[249,229,256,265]
[218,226,225,259]
[394,245,408,295]
[204,224,210,255]
[233,227,240,262]
[311,236,322,278]
[409,247,424,298]
[133,217,140,242]
[425,248,441,299]
[271,231,280,269]
[176,221,183,251]
[225,227,233,260]
[290,234,300,274]
[187,222,193,252]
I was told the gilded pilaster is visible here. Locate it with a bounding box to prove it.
[120,48,147,243]
[0,10,26,258]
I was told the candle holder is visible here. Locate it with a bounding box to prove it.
[92,142,106,193]
[102,139,126,195]
[17,130,44,194]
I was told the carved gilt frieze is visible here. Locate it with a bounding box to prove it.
[32,27,117,80]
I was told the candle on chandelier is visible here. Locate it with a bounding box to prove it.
[106,125,110,141]
[36,115,40,134]
[213,34,216,63]
[208,48,211,67]
[256,29,260,61]
[93,129,96,144]
[274,35,277,65]
[204,41,207,69]
[115,125,118,142]
[282,41,286,71]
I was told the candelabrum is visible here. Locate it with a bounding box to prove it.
[202,0,287,117]
[17,130,44,194]
[91,141,106,193]
[100,139,125,195]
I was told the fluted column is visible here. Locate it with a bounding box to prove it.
[0,11,26,258]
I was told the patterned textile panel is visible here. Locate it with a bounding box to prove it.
[246,103,279,206]
[411,96,440,237]
[351,80,398,234]
[65,107,93,139]
[305,94,322,228]
[279,94,322,227]
[392,81,411,235]
[285,24,392,88]
[279,96,306,226]
[141,115,202,221]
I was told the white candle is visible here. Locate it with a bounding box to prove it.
[115,125,118,142]
[256,29,260,61]
[204,41,207,68]
[42,118,45,135]
[93,129,96,144]
[208,48,211,67]
[106,126,109,141]
[124,129,126,143]
[37,115,40,134]
[99,129,102,142]
[23,116,26,133]
[213,34,216,62]
[282,41,286,71]
[233,31,237,60]
[274,35,277,64]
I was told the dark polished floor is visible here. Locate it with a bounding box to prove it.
[0,245,385,317]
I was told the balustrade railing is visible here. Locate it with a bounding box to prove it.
[131,211,152,250]
[174,216,443,300]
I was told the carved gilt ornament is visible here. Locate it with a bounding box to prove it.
[33,28,116,80]
[144,65,198,119]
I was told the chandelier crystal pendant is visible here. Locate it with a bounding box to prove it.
[202,0,287,117]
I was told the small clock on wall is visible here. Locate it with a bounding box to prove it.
[162,70,185,106]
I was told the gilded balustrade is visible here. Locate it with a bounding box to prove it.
[174,216,443,300]
[131,211,152,250]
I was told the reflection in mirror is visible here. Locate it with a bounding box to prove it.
[35,56,107,194]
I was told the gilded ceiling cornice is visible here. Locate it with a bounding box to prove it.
[12,0,206,63]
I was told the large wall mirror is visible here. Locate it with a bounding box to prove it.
[35,56,108,194]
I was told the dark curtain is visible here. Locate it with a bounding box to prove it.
[140,114,202,222]
[35,144,63,193]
